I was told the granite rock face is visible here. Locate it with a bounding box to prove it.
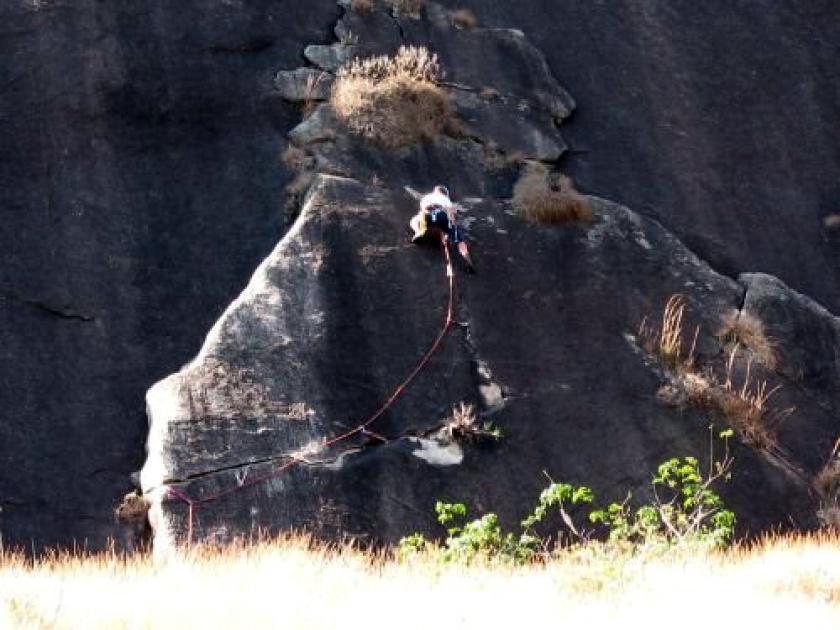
[2,0,839,552]
[141,2,836,554]
[0,0,342,552]
[432,0,840,313]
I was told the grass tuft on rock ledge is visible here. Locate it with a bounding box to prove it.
[453,8,478,28]
[512,162,592,225]
[330,46,453,149]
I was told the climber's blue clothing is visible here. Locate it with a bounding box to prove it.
[427,207,465,244]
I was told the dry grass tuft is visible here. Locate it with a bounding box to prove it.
[114,491,150,523]
[816,440,840,530]
[718,310,778,369]
[823,214,840,229]
[442,402,500,442]
[512,163,592,225]
[1,533,838,628]
[330,46,453,148]
[453,8,478,28]
[642,296,789,451]
[717,346,792,450]
[638,294,698,369]
[815,439,840,498]
[350,0,374,14]
[818,504,840,530]
[442,401,478,440]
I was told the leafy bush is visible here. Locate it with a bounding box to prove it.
[400,429,736,563]
[400,501,539,563]
[589,438,736,549]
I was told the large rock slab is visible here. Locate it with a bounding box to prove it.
[139,0,838,555]
[304,43,357,72]
[142,169,828,554]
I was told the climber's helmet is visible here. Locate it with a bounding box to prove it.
[434,185,450,198]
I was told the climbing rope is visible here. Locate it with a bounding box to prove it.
[168,236,457,546]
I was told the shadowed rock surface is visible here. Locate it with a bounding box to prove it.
[141,3,835,553]
[0,0,341,552]
[2,0,838,551]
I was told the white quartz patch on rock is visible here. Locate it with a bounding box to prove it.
[409,438,464,466]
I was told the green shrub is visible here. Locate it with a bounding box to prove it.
[400,429,736,563]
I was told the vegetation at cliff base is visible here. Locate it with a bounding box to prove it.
[2,533,837,629]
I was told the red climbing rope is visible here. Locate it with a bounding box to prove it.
[169,236,457,546]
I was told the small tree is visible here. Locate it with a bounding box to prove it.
[589,429,736,549]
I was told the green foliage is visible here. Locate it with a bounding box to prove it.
[399,501,538,563]
[399,428,736,563]
[481,422,504,440]
[521,483,593,539]
[588,457,734,548]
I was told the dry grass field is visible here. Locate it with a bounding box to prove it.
[1,532,837,629]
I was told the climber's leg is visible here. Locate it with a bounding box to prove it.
[451,226,476,274]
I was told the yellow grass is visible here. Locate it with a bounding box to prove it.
[453,8,477,28]
[512,163,592,225]
[330,46,452,148]
[718,310,778,369]
[638,294,698,369]
[824,214,840,229]
[2,533,838,629]
[350,0,373,14]
[815,439,840,497]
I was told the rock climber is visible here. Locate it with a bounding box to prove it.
[409,185,476,274]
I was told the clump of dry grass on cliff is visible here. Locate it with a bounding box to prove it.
[453,8,478,28]
[638,295,698,370]
[718,310,777,369]
[643,296,790,451]
[823,214,840,229]
[442,402,502,442]
[330,46,453,149]
[2,533,838,628]
[816,439,840,529]
[717,346,793,450]
[816,440,840,498]
[350,0,374,14]
[512,163,592,225]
